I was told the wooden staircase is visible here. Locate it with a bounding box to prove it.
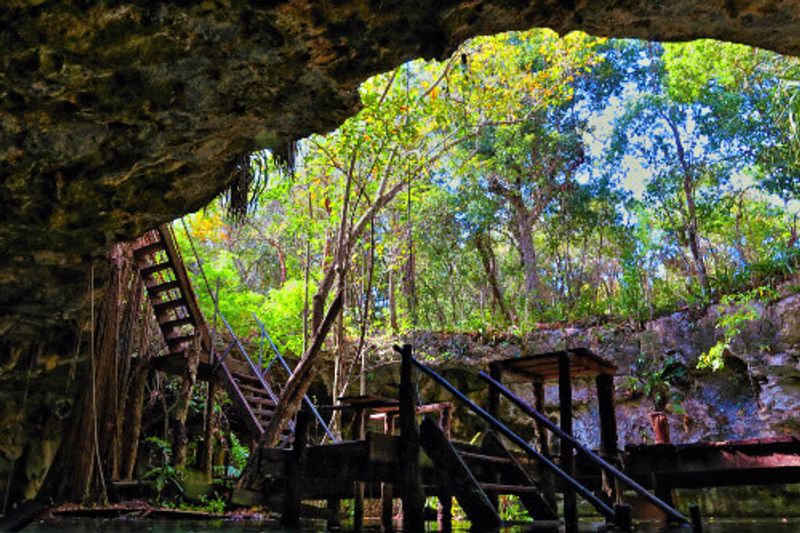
[132,225,294,447]
[419,418,557,529]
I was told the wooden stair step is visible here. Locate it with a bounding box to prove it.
[153,298,188,314]
[166,334,195,348]
[159,316,195,330]
[232,370,269,383]
[459,450,514,466]
[237,382,274,397]
[479,483,540,494]
[140,262,173,277]
[252,407,275,419]
[133,241,165,257]
[244,396,276,408]
[146,279,181,294]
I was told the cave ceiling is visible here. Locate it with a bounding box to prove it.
[2,0,800,342]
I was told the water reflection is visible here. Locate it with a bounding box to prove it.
[25,517,798,532]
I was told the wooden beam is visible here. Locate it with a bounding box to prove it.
[419,417,501,530]
[596,372,619,503]
[559,352,577,533]
[488,363,502,418]
[397,344,425,531]
[381,415,395,532]
[281,409,310,526]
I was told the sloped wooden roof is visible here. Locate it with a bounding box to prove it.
[490,347,615,382]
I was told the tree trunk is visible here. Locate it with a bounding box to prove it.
[683,174,711,298]
[121,360,149,480]
[251,292,343,451]
[172,341,200,469]
[201,380,217,480]
[509,196,541,299]
[474,232,514,324]
[41,247,133,502]
[666,114,711,298]
[388,268,399,333]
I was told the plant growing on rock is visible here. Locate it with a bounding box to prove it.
[699,286,779,371]
[627,353,688,414]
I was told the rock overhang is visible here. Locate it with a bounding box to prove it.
[2,0,800,342]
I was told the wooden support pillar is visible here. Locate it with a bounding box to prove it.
[533,381,549,456]
[437,406,453,531]
[437,494,452,533]
[398,344,425,532]
[614,503,632,532]
[689,505,703,533]
[353,408,366,532]
[652,472,676,523]
[532,379,557,511]
[487,363,502,418]
[282,409,310,526]
[558,353,578,533]
[327,498,341,530]
[486,364,502,510]
[381,415,395,532]
[596,372,619,504]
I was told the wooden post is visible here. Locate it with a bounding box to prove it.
[533,381,549,455]
[397,344,424,531]
[532,379,556,511]
[653,472,676,522]
[282,409,310,526]
[327,498,341,530]
[689,505,703,533]
[381,415,395,531]
[595,372,619,503]
[437,406,452,530]
[353,407,365,532]
[559,353,578,533]
[487,363,502,418]
[614,503,632,532]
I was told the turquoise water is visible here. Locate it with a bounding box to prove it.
[24,517,800,532]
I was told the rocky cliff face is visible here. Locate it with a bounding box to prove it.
[4,0,800,344]
[374,292,800,448]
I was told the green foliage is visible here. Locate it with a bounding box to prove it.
[227,433,250,477]
[141,437,185,500]
[173,29,797,360]
[699,286,779,371]
[628,354,688,412]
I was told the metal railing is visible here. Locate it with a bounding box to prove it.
[409,356,616,521]
[253,315,338,443]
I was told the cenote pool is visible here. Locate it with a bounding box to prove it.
[22,517,800,532]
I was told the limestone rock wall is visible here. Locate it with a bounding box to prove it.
[369,292,800,448]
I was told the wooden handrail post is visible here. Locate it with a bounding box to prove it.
[596,372,619,504]
[282,408,310,526]
[396,344,425,531]
[559,353,578,533]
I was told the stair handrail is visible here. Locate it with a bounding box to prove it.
[252,315,338,443]
[217,312,296,434]
[479,371,689,525]
[410,357,615,520]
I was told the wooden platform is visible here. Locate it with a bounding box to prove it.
[623,436,800,488]
[246,432,800,501]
